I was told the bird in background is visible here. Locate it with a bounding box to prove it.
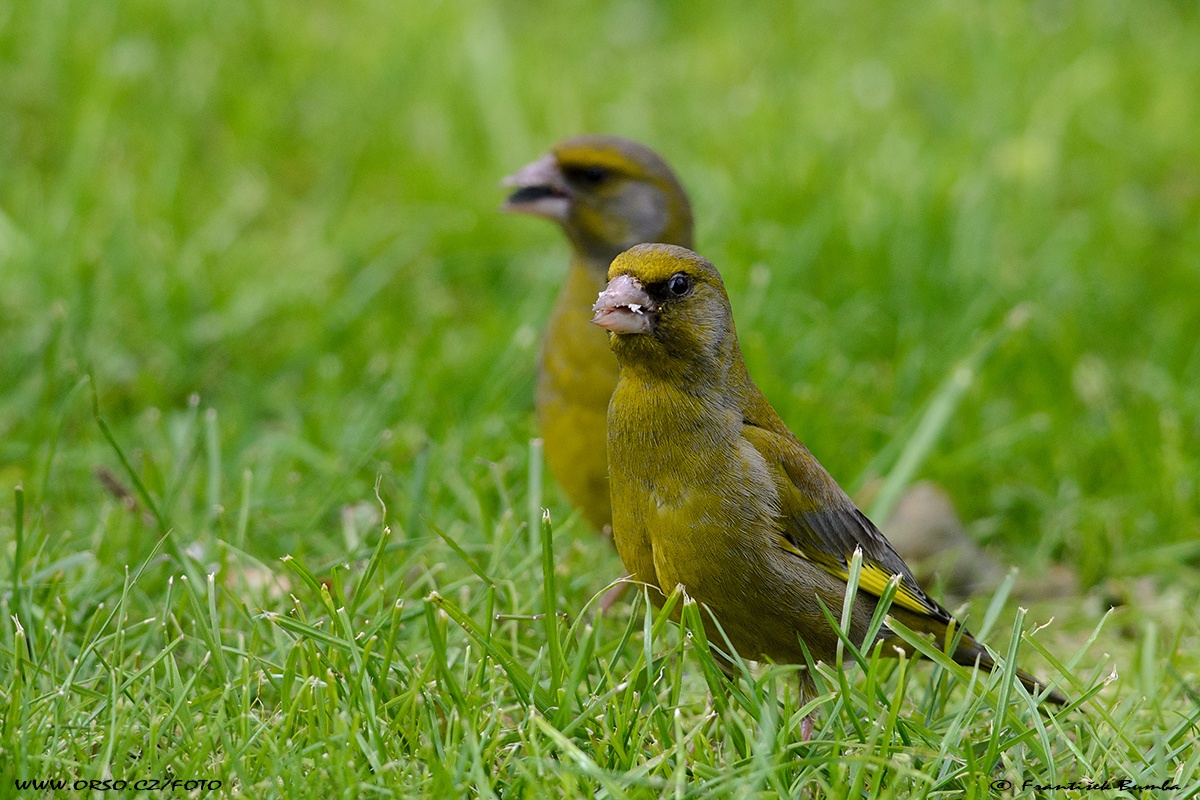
[592,243,1065,739]
[502,135,694,534]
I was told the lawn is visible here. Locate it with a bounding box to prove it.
[1,0,1198,797]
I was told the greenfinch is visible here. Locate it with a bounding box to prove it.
[502,135,694,533]
[592,244,1065,736]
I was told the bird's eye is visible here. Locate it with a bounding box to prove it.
[666,273,692,297]
[567,165,609,186]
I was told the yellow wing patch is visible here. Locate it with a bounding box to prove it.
[774,534,931,616]
[837,562,931,616]
[776,533,805,559]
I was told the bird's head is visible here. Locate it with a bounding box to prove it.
[502,135,694,266]
[591,244,736,386]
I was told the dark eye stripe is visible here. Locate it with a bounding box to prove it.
[564,165,609,185]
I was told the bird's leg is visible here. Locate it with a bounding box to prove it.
[799,714,814,742]
[797,673,816,742]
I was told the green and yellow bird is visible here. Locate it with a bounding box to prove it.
[502,136,694,533]
[592,243,1065,737]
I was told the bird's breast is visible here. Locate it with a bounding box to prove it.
[608,384,781,603]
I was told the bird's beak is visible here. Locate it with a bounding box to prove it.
[591,274,657,334]
[500,153,572,221]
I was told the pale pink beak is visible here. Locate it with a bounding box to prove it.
[500,154,571,221]
[591,274,657,334]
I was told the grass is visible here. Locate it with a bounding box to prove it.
[2,0,1199,796]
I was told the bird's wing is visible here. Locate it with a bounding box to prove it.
[741,420,952,622]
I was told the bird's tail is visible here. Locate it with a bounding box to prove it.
[951,632,1067,706]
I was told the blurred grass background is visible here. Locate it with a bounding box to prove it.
[1,0,1198,794]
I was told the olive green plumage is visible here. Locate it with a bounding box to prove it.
[593,243,1065,719]
[503,136,694,532]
